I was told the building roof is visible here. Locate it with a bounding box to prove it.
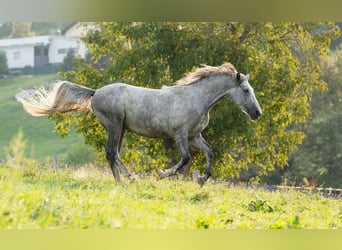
[0,35,52,48]
[61,22,78,35]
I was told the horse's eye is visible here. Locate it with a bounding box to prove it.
[243,88,249,93]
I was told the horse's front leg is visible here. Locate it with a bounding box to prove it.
[158,133,191,178]
[189,134,213,186]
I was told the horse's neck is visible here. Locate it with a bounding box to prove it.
[188,75,235,109]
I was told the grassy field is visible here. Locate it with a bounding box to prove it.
[0,154,341,229]
[0,75,92,162]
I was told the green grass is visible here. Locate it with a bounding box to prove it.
[0,161,341,229]
[0,75,91,161]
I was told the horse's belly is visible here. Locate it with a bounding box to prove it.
[188,113,210,138]
[124,113,171,139]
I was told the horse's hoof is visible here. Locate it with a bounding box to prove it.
[113,176,121,183]
[129,174,137,183]
[197,176,206,186]
[157,169,167,179]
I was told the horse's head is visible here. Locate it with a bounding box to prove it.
[230,72,262,121]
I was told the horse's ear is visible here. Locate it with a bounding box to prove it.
[245,73,250,80]
[236,72,241,81]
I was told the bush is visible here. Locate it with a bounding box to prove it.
[59,48,76,72]
[0,50,9,78]
[62,143,96,166]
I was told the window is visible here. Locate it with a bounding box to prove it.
[58,48,77,55]
[58,48,66,54]
[13,51,20,60]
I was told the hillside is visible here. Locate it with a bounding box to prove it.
[0,75,92,162]
[0,159,340,229]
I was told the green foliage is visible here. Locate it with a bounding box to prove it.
[269,215,302,229]
[55,22,339,179]
[31,22,73,35]
[59,48,76,72]
[0,50,8,78]
[62,143,96,166]
[5,129,27,164]
[0,22,12,39]
[9,22,35,38]
[189,191,210,204]
[247,198,274,213]
[3,129,40,181]
[0,22,72,39]
[285,47,342,188]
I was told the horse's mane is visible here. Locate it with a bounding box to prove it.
[175,63,237,86]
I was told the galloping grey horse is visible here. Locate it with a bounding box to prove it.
[18,63,262,185]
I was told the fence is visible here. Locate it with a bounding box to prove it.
[267,185,342,198]
[192,170,342,198]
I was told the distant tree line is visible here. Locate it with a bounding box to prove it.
[284,47,342,188]
[244,46,342,188]
[0,50,8,78]
[0,22,73,39]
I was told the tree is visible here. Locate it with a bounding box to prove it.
[31,22,73,35]
[0,50,8,78]
[9,22,35,38]
[1,22,73,39]
[283,46,342,188]
[0,22,12,39]
[59,48,76,72]
[54,22,339,180]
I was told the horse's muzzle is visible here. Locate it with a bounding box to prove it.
[251,109,262,120]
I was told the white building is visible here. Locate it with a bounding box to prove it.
[0,23,89,71]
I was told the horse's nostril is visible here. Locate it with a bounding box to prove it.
[256,110,261,117]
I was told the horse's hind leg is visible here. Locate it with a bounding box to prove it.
[189,134,213,186]
[106,124,132,182]
[106,129,121,182]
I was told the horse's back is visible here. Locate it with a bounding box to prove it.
[91,82,208,138]
[91,83,169,136]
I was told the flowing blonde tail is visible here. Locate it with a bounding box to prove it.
[18,81,96,116]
